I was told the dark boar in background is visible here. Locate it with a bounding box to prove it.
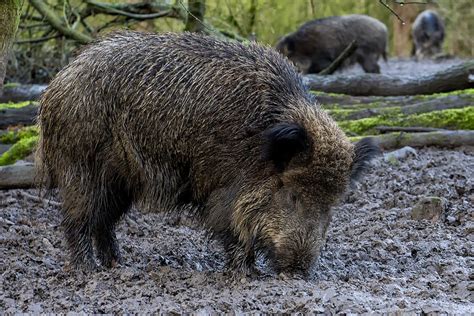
[36,31,377,276]
[275,14,388,74]
[412,10,445,59]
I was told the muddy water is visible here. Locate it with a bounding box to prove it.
[1,147,472,313]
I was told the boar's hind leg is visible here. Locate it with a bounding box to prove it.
[357,52,381,73]
[92,180,133,268]
[61,185,97,270]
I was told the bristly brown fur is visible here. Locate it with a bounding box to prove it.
[36,31,376,275]
[275,14,388,74]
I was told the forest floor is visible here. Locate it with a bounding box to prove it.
[1,147,473,313]
[1,57,473,313]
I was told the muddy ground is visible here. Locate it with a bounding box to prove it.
[1,147,473,313]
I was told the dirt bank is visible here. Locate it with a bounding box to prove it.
[1,147,473,313]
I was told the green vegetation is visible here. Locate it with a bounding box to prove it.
[0,126,38,144]
[3,82,20,89]
[0,135,38,166]
[0,100,35,110]
[337,107,474,135]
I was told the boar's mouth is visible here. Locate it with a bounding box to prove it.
[259,240,314,277]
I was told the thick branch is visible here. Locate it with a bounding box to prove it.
[0,103,38,129]
[0,84,46,102]
[305,60,474,96]
[355,130,474,150]
[28,0,93,44]
[0,162,36,189]
[327,94,473,120]
[375,126,447,133]
[84,0,180,20]
[81,0,182,19]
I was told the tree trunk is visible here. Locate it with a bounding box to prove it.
[184,0,206,33]
[304,60,474,96]
[392,4,420,57]
[0,0,23,96]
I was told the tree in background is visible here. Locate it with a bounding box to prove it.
[5,0,474,84]
[0,0,23,95]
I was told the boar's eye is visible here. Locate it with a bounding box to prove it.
[262,123,309,173]
[351,137,380,181]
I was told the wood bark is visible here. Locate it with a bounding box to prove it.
[328,94,472,120]
[304,60,474,96]
[0,84,46,102]
[0,103,38,129]
[365,130,474,150]
[2,131,474,190]
[375,126,447,133]
[0,162,35,189]
[0,0,23,95]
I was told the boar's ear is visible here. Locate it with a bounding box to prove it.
[262,123,309,173]
[351,137,380,181]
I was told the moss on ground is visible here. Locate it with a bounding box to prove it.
[338,107,474,135]
[318,89,474,111]
[3,82,20,89]
[0,135,38,166]
[0,126,39,144]
[0,101,36,110]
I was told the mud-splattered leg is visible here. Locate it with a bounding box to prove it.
[93,181,133,268]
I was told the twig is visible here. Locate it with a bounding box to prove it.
[379,0,428,24]
[318,40,357,75]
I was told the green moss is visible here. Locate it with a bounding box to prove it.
[339,107,474,135]
[418,88,474,99]
[311,90,349,98]
[0,101,36,110]
[326,106,403,121]
[0,135,38,166]
[3,82,20,89]
[0,126,39,144]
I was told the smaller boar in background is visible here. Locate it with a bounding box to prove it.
[412,10,445,59]
[275,15,388,74]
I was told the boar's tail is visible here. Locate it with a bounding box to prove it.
[382,50,388,62]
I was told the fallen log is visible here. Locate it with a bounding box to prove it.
[357,130,474,150]
[305,60,474,96]
[326,94,473,120]
[2,131,473,190]
[0,163,36,189]
[0,103,38,128]
[375,126,447,133]
[0,84,47,102]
